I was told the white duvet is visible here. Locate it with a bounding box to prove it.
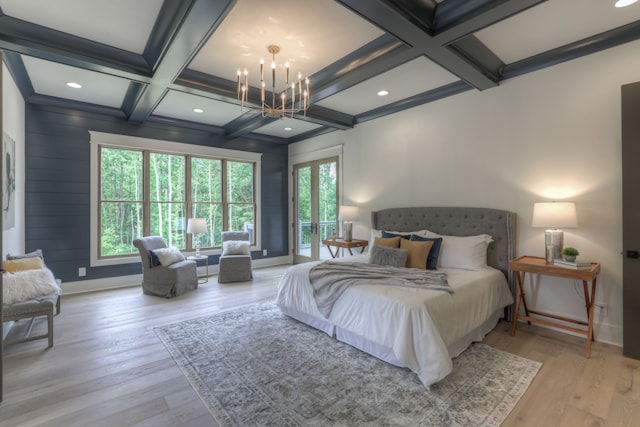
[275,254,514,387]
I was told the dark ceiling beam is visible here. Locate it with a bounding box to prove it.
[502,19,640,81]
[336,0,497,90]
[379,0,438,34]
[2,50,34,99]
[356,80,473,123]
[0,15,151,81]
[434,0,546,44]
[143,0,197,71]
[447,36,503,82]
[224,112,279,139]
[26,94,128,119]
[309,34,418,103]
[287,126,337,144]
[127,0,237,123]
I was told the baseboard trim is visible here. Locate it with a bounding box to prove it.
[62,256,292,295]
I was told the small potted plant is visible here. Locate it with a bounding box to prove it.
[562,247,579,262]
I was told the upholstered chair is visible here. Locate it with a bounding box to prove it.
[218,231,253,283]
[133,236,198,297]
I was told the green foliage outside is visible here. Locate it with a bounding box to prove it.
[100,146,255,257]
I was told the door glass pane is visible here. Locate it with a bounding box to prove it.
[296,166,312,258]
[318,160,338,247]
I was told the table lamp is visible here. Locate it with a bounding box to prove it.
[338,205,359,242]
[187,218,207,256]
[532,202,577,263]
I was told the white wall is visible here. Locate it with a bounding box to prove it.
[2,62,25,257]
[290,39,640,347]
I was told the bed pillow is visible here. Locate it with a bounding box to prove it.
[373,236,401,248]
[381,231,412,240]
[7,249,44,261]
[3,257,45,273]
[222,240,251,255]
[400,239,434,269]
[3,268,61,305]
[368,229,430,253]
[369,245,408,268]
[409,235,443,270]
[152,247,185,266]
[436,233,494,270]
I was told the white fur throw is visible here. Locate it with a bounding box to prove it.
[3,268,61,305]
[222,240,250,255]
[153,246,185,266]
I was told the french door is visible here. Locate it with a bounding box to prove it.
[293,157,338,263]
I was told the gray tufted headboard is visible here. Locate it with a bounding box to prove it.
[371,207,516,288]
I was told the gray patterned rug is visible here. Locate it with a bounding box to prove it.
[155,304,541,426]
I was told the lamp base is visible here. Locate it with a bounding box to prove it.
[544,229,563,264]
[195,244,200,257]
[344,221,353,242]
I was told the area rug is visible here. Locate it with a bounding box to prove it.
[155,304,541,426]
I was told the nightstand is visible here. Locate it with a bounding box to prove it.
[509,255,601,358]
[187,255,209,284]
[322,238,368,258]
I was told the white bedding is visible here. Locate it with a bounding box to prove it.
[275,254,514,387]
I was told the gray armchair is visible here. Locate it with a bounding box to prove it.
[218,231,253,283]
[133,236,197,297]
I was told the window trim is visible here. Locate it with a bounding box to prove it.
[89,131,262,267]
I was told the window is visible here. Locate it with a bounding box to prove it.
[90,132,261,266]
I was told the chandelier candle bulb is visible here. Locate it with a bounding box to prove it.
[272,61,276,88]
[236,69,241,97]
[285,62,290,84]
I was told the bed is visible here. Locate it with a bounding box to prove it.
[276,207,516,387]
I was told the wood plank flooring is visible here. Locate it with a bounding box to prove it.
[1,265,638,426]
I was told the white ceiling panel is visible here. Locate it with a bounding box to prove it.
[252,117,322,138]
[22,56,130,108]
[475,0,640,64]
[189,0,384,90]
[153,91,243,127]
[0,0,162,54]
[315,56,459,116]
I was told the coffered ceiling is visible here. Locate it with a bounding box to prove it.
[1,0,639,144]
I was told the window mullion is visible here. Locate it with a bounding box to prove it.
[143,151,151,236]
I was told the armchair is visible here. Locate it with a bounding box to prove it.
[133,236,197,297]
[218,231,253,283]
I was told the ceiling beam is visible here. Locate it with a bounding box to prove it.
[356,80,473,123]
[127,0,237,122]
[434,0,547,44]
[336,0,498,90]
[0,15,151,81]
[1,51,34,99]
[502,19,640,81]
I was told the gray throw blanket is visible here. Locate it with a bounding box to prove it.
[309,261,451,317]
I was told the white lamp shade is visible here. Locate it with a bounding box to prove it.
[186,218,207,234]
[532,202,577,228]
[338,205,360,222]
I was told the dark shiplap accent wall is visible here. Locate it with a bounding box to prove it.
[25,103,289,284]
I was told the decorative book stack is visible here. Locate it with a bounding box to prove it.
[553,259,592,270]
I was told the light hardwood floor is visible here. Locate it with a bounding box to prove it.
[0,265,638,426]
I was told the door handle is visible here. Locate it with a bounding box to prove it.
[627,250,640,259]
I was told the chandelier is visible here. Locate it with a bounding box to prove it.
[236,45,310,118]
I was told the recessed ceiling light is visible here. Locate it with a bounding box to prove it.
[284,127,293,131]
[615,0,638,7]
[193,108,204,113]
[66,82,82,89]
[377,90,389,96]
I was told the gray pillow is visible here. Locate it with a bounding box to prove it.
[7,249,44,261]
[369,245,408,268]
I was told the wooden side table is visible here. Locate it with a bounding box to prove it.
[322,238,368,258]
[187,255,209,284]
[509,255,601,358]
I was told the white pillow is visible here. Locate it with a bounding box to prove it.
[153,246,185,266]
[434,233,494,270]
[3,268,61,305]
[223,240,250,255]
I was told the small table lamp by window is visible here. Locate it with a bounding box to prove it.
[187,218,207,256]
[532,202,577,263]
[338,205,360,242]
